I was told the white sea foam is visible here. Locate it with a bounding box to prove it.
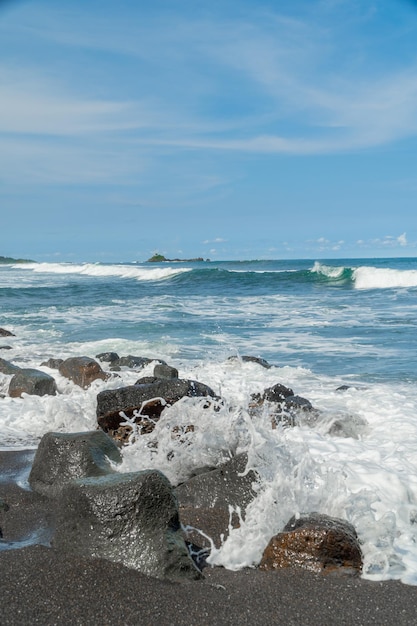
[2,350,417,582]
[353,266,417,290]
[14,262,191,281]
[311,261,346,278]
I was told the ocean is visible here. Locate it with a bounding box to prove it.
[1,257,417,583]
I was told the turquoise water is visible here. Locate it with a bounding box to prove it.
[1,257,417,382]
[2,257,417,583]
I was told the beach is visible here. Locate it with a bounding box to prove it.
[1,448,417,626]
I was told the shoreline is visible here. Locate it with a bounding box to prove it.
[1,449,417,624]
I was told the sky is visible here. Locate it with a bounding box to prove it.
[1,0,417,262]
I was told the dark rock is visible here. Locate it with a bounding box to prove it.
[328,414,368,439]
[0,346,12,350]
[260,512,362,575]
[0,328,15,337]
[96,352,120,364]
[336,385,351,392]
[175,454,259,549]
[40,358,64,369]
[153,363,179,379]
[52,469,202,581]
[250,382,317,428]
[0,497,9,512]
[29,431,122,498]
[228,355,272,369]
[251,383,294,405]
[97,378,217,442]
[0,358,20,375]
[8,368,57,398]
[114,355,163,369]
[58,356,109,388]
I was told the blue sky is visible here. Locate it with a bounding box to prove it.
[1,0,417,262]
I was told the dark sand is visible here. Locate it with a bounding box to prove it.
[1,450,417,625]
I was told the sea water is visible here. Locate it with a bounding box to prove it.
[1,257,417,583]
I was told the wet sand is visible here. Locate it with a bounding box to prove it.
[1,450,417,625]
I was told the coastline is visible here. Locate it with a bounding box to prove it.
[1,449,417,625]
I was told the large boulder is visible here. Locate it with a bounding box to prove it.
[52,469,202,581]
[175,454,259,548]
[59,356,109,388]
[260,512,362,575]
[8,368,57,398]
[97,377,217,441]
[29,431,122,498]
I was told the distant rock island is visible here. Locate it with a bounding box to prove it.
[0,255,34,264]
[147,254,209,263]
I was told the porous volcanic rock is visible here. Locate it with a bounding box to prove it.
[8,368,57,398]
[96,377,217,441]
[58,356,109,388]
[176,454,259,548]
[260,512,362,575]
[52,469,202,581]
[29,431,123,498]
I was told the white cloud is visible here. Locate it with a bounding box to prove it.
[398,232,407,246]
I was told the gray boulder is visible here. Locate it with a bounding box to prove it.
[175,454,259,548]
[0,358,20,375]
[153,363,179,379]
[52,470,202,581]
[29,431,122,498]
[40,358,64,369]
[8,368,57,398]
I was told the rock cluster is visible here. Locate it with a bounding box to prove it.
[0,343,364,580]
[27,431,202,581]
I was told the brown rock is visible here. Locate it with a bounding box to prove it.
[59,357,109,388]
[260,513,362,575]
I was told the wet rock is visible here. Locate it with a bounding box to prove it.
[228,355,272,369]
[251,383,294,405]
[328,414,368,439]
[0,328,15,337]
[52,469,202,581]
[97,378,217,441]
[153,363,179,379]
[58,356,109,388]
[29,431,122,498]
[8,368,58,398]
[250,383,318,428]
[0,346,12,350]
[260,512,362,575]
[96,352,120,364]
[176,454,259,548]
[40,358,64,369]
[0,358,20,375]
